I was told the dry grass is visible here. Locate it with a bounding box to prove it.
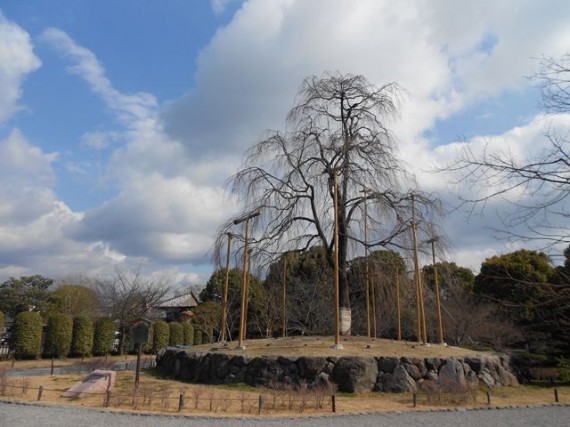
[1,370,568,417]
[194,336,487,358]
[1,338,567,417]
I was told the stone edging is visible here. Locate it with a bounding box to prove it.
[156,348,520,393]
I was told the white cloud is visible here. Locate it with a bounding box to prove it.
[80,130,121,150]
[210,0,239,15]
[3,0,570,283]
[41,28,239,269]
[40,28,158,128]
[0,11,41,125]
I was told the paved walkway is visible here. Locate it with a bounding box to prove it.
[1,401,569,427]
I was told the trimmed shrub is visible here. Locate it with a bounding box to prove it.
[169,322,184,346]
[0,310,4,336]
[93,317,116,356]
[203,325,213,344]
[43,312,73,358]
[11,311,43,359]
[70,316,93,358]
[193,326,203,346]
[152,320,169,353]
[182,322,194,346]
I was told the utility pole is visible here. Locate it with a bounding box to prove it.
[332,168,342,349]
[411,194,427,344]
[427,236,444,345]
[395,266,401,341]
[242,248,253,341]
[234,209,261,350]
[220,232,232,342]
[361,188,371,338]
[282,254,287,338]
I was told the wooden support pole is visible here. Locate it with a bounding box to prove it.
[220,233,232,342]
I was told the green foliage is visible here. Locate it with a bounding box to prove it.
[70,316,94,357]
[92,317,116,356]
[168,322,184,346]
[152,320,169,352]
[182,322,194,345]
[201,268,263,338]
[43,312,73,358]
[0,310,4,335]
[265,246,333,336]
[11,311,43,359]
[475,250,553,309]
[51,284,100,318]
[193,326,203,345]
[0,275,54,318]
[422,261,475,293]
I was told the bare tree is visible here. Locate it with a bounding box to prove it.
[92,269,171,354]
[216,73,440,334]
[448,54,570,248]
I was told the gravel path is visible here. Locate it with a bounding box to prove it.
[1,402,569,427]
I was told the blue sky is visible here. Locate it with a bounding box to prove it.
[1,0,570,286]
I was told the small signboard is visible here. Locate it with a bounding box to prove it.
[132,319,151,345]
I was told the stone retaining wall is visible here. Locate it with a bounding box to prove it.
[156,348,519,393]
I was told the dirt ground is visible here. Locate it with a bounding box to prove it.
[0,337,568,417]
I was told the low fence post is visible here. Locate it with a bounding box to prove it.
[555,389,559,403]
[486,390,491,406]
[258,395,263,414]
[331,395,336,413]
[37,386,43,401]
[413,392,417,407]
[178,394,185,412]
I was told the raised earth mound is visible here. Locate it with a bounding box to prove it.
[156,336,519,393]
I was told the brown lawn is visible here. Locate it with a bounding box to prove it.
[0,337,568,417]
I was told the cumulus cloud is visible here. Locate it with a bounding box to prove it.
[3,0,570,283]
[41,27,239,270]
[0,11,41,125]
[164,0,570,163]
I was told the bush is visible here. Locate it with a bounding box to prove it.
[11,311,43,359]
[152,320,169,353]
[182,322,194,346]
[0,310,4,335]
[93,317,116,356]
[70,316,93,358]
[193,326,203,346]
[43,312,73,358]
[203,325,213,344]
[169,322,184,346]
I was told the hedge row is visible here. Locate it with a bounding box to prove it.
[7,312,206,359]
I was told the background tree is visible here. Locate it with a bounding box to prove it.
[51,283,101,318]
[43,312,73,358]
[348,250,414,338]
[0,275,54,318]
[216,73,440,334]
[92,269,170,354]
[475,248,569,354]
[265,246,333,336]
[200,268,264,340]
[10,311,43,359]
